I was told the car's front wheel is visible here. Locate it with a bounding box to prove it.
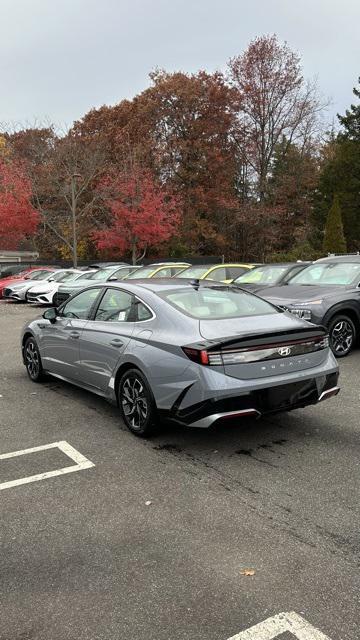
[24,337,45,382]
[328,314,356,357]
[118,368,157,437]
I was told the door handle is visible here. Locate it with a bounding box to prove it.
[70,331,80,339]
[110,339,123,347]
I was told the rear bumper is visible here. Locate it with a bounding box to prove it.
[168,371,339,428]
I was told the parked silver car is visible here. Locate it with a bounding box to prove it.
[21,280,339,437]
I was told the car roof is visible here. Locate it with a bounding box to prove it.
[101,278,235,294]
[145,262,190,267]
[179,263,253,270]
[87,262,129,268]
[208,263,254,268]
[250,262,308,268]
[315,255,360,263]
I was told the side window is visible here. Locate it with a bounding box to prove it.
[207,267,227,281]
[227,267,247,280]
[134,298,153,321]
[284,267,299,283]
[61,288,102,319]
[155,268,172,277]
[109,267,132,281]
[171,267,185,276]
[95,288,134,322]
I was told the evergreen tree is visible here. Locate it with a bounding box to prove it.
[313,81,360,250]
[338,78,360,141]
[323,195,347,254]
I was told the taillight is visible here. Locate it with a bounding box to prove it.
[182,347,210,365]
[182,335,329,366]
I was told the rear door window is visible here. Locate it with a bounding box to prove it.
[94,288,134,322]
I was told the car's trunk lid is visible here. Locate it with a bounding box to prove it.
[199,314,328,380]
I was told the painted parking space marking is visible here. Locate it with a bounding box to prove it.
[227,611,331,640]
[0,441,95,491]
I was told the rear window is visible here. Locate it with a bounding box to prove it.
[161,287,277,319]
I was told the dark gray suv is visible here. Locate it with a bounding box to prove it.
[260,255,360,357]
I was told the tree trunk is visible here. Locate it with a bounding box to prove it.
[71,176,78,268]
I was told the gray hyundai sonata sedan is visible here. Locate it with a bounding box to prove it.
[21,280,339,437]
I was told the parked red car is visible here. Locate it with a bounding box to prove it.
[0,267,57,299]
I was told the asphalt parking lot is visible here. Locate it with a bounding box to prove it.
[0,303,359,640]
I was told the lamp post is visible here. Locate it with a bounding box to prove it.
[70,173,82,268]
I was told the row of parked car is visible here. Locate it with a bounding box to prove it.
[2,255,360,358]
[1,252,359,436]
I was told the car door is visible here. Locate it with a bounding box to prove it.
[38,287,103,380]
[78,287,136,392]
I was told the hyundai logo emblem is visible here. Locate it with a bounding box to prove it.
[278,346,291,357]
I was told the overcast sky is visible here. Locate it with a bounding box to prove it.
[1,0,359,130]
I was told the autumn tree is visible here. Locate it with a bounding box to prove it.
[135,70,237,254]
[323,195,347,253]
[74,70,238,256]
[228,35,324,202]
[93,167,181,264]
[0,157,39,249]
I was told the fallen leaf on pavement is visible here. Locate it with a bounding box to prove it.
[240,568,256,576]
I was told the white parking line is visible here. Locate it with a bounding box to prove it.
[0,441,95,491]
[227,611,331,640]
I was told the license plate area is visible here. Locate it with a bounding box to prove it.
[258,379,318,412]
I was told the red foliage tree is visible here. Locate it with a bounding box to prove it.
[0,158,39,249]
[93,168,181,264]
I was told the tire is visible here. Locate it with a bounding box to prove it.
[118,368,157,437]
[24,337,46,382]
[328,314,356,358]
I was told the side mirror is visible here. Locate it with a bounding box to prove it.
[48,277,54,282]
[43,307,58,323]
[108,275,118,281]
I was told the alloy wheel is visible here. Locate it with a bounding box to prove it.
[121,374,149,430]
[330,319,354,356]
[25,340,40,379]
